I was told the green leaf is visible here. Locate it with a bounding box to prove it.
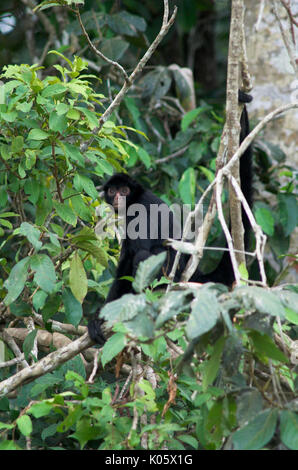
[233,286,286,319]
[232,409,278,450]
[30,254,56,293]
[32,290,48,311]
[101,332,127,368]
[107,11,146,36]
[179,167,196,205]
[137,147,151,169]
[4,257,30,305]
[186,291,220,340]
[156,290,191,328]
[27,128,49,140]
[76,106,98,130]
[178,434,198,449]
[16,415,32,437]
[236,390,264,426]
[49,110,68,132]
[73,174,98,199]
[278,193,298,237]
[0,111,17,122]
[9,300,31,317]
[202,336,225,390]
[249,330,289,363]
[62,287,83,327]
[41,83,66,97]
[125,312,154,338]
[23,330,38,361]
[63,142,85,166]
[133,252,166,293]
[69,252,87,303]
[28,402,54,418]
[19,222,42,250]
[280,410,298,450]
[11,135,24,153]
[41,294,61,323]
[100,294,147,326]
[53,201,77,226]
[255,207,274,236]
[181,107,208,131]
[73,240,108,267]
[97,38,129,64]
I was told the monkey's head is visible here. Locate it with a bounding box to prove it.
[103,173,143,211]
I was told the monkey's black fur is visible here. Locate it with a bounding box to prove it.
[88,92,253,344]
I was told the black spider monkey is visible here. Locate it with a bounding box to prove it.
[88,91,253,344]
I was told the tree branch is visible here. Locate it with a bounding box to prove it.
[0,333,94,397]
[171,101,298,284]
[80,0,177,152]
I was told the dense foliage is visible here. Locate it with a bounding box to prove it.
[0,0,297,451]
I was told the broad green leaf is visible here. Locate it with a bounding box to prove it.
[236,390,264,426]
[232,409,278,450]
[25,149,36,169]
[97,37,129,64]
[137,147,151,169]
[28,402,54,418]
[30,254,56,293]
[41,294,61,323]
[255,207,274,236]
[125,312,154,338]
[27,128,49,140]
[70,226,98,243]
[62,287,83,327]
[278,193,298,237]
[69,252,87,303]
[181,107,208,131]
[19,222,42,250]
[41,83,66,97]
[233,286,286,319]
[49,110,68,132]
[100,293,147,326]
[53,201,77,226]
[249,330,288,363]
[4,257,30,305]
[179,167,196,206]
[73,240,108,267]
[0,422,14,431]
[186,291,220,340]
[11,135,24,153]
[202,336,225,390]
[32,290,48,311]
[66,108,80,120]
[16,415,32,437]
[0,111,17,122]
[70,194,93,222]
[56,102,69,115]
[76,106,98,130]
[156,290,191,328]
[280,410,298,450]
[23,330,38,361]
[73,174,98,199]
[101,332,127,368]
[107,11,146,36]
[178,434,199,449]
[9,300,31,317]
[133,252,166,293]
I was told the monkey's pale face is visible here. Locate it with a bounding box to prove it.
[106,185,131,210]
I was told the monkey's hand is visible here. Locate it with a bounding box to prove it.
[88,317,106,345]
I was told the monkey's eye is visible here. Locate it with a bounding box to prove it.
[120,186,130,196]
[107,187,117,196]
